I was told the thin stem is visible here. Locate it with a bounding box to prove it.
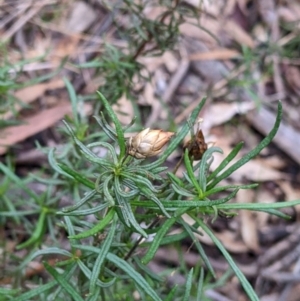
[124,217,161,261]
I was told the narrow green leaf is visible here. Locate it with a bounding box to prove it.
[159,231,189,245]
[207,142,244,182]
[180,220,215,278]
[16,209,47,250]
[0,162,39,201]
[87,141,118,164]
[114,193,131,227]
[195,217,259,301]
[94,114,117,141]
[256,208,291,219]
[199,146,223,193]
[184,149,202,195]
[48,148,73,179]
[64,77,78,126]
[86,287,100,301]
[208,101,282,190]
[170,183,195,197]
[142,209,186,264]
[107,253,163,301]
[61,189,97,213]
[167,172,184,186]
[132,190,239,210]
[57,203,109,216]
[0,209,38,217]
[0,288,20,296]
[44,262,84,301]
[57,163,95,189]
[121,171,158,193]
[114,176,138,198]
[102,175,114,205]
[77,260,115,288]
[217,199,300,211]
[63,120,111,167]
[90,214,117,293]
[204,183,258,197]
[13,263,76,301]
[96,91,126,159]
[165,286,178,301]
[13,281,56,301]
[196,268,204,301]
[69,208,115,239]
[117,194,148,237]
[183,268,194,301]
[133,256,163,282]
[139,186,170,218]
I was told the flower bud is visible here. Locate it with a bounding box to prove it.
[127,128,174,159]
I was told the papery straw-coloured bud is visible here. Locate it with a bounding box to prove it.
[127,128,175,159]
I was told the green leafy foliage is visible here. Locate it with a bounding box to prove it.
[3,89,296,301]
[2,86,299,301]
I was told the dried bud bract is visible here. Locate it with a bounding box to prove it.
[127,128,174,159]
[184,129,207,161]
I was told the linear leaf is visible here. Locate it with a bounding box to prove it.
[90,214,117,293]
[195,217,259,301]
[69,209,115,239]
[97,91,126,159]
[107,253,163,301]
[44,262,84,301]
[207,101,282,190]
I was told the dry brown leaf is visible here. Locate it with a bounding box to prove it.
[2,79,65,120]
[252,24,269,43]
[201,102,255,129]
[224,20,255,48]
[0,102,92,155]
[199,0,224,16]
[189,49,241,61]
[279,181,300,202]
[52,36,80,60]
[180,17,220,46]
[15,79,65,104]
[64,1,97,34]
[255,188,276,227]
[112,95,135,126]
[284,65,300,96]
[138,56,165,73]
[262,156,286,170]
[229,159,287,182]
[237,189,260,253]
[162,51,179,73]
[141,81,156,106]
[278,6,300,23]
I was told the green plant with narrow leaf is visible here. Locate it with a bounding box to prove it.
[9,91,300,301]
